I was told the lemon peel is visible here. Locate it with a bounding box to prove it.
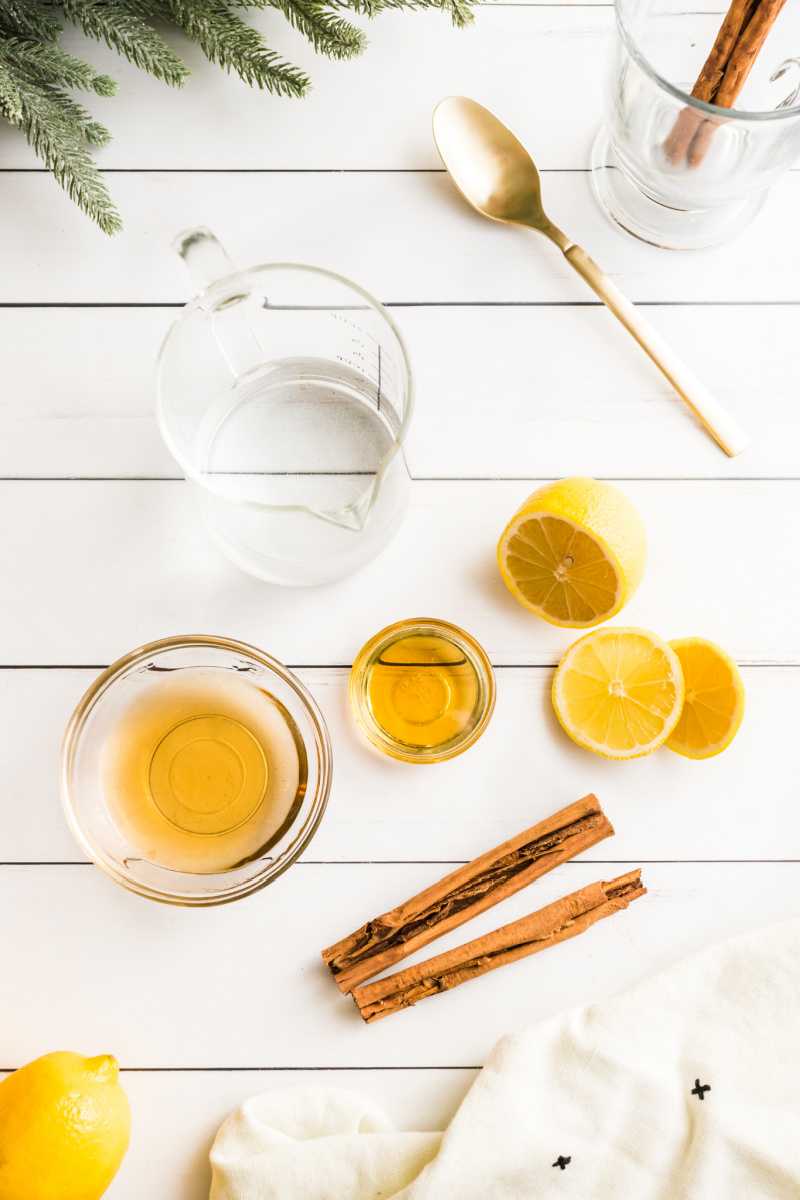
[666,637,745,759]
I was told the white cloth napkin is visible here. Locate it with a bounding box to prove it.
[210,918,800,1199]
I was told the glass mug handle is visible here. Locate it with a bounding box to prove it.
[171,225,264,378]
[772,58,800,109]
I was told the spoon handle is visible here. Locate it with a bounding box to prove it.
[562,243,749,457]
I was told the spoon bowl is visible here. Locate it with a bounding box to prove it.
[433,96,551,232]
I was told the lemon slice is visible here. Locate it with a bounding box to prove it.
[497,478,647,628]
[553,627,684,760]
[665,638,745,759]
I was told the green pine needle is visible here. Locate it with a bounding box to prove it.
[84,117,112,143]
[153,0,310,95]
[62,0,188,87]
[261,0,366,60]
[15,80,122,232]
[0,0,61,42]
[0,0,478,232]
[350,0,474,29]
[1,34,118,94]
[0,61,22,118]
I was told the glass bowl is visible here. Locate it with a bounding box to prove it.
[349,618,496,763]
[60,635,332,906]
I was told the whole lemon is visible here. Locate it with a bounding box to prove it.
[0,1051,131,1200]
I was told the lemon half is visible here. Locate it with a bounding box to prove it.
[666,638,745,759]
[497,478,647,628]
[553,626,684,760]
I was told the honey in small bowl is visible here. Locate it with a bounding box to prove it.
[350,619,496,763]
[102,666,306,875]
[60,635,331,905]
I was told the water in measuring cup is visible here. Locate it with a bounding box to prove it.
[194,357,402,517]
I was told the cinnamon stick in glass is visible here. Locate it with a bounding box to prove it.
[688,0,789,164]
[664,0,787,166]
[695,0,758,102]
[322,794,613,994]
[352,870,646,1024]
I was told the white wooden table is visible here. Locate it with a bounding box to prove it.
[2,2,799,1195]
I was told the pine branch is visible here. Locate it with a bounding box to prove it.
[0,61,22,119]
[146,0,310,94]
[0,34,117,94]
[4,52,114,142]
[33,79,110,129]
[0,0,61,42]
[84,117,111,143]
[348,0,474,29]
[0,0,479,235]
[61,0,188,86]
[260,0,366,60]
[12,76,121,232]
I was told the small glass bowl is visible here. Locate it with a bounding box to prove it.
[349,618,496,764]
[60,635,332,906]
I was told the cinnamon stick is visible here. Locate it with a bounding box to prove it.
[664,0,787,166]
[664,0,757,164]
[352,870,646,1023]
[322,795,613,994]
[715,0,788,107]
[694,0,759,103]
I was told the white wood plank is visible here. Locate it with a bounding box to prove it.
[2,666,797,864]
[1,170,798,304]
[2,304,797,480]
[0,7,611,170]
[0,1067,477,1200]
[0,8,751,172]
[1,2,794,1194]
[0,479,796,665]
[1,861,796,1069]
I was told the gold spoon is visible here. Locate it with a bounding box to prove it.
[432,96,749,457]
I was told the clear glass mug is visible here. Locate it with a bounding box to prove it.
[156,229,414,585]
[592,0,800,249]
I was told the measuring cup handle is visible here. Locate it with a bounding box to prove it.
[171,226,265,379]
[172,226,239,294]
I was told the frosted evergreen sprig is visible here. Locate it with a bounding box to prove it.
[1,0,60,42]
[147,0,311,94]
[0,61,22,120]
[262,0,366,61]
[12,78,122,231]
[0,0,479,232]
[0,30,121,228]
[62,0,188,86]
[1,34,117,94]
[348,0,474,30]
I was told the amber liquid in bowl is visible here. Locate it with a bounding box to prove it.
[102,668,307,873]
[350,618,495,763]
[366,633,480,751]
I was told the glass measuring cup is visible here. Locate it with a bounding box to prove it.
[592,0,800,249]
[156,228,414,585]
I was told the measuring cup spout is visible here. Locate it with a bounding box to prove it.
[318,483,377,533]
[316,437,405,533]
[323,507,368,533]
